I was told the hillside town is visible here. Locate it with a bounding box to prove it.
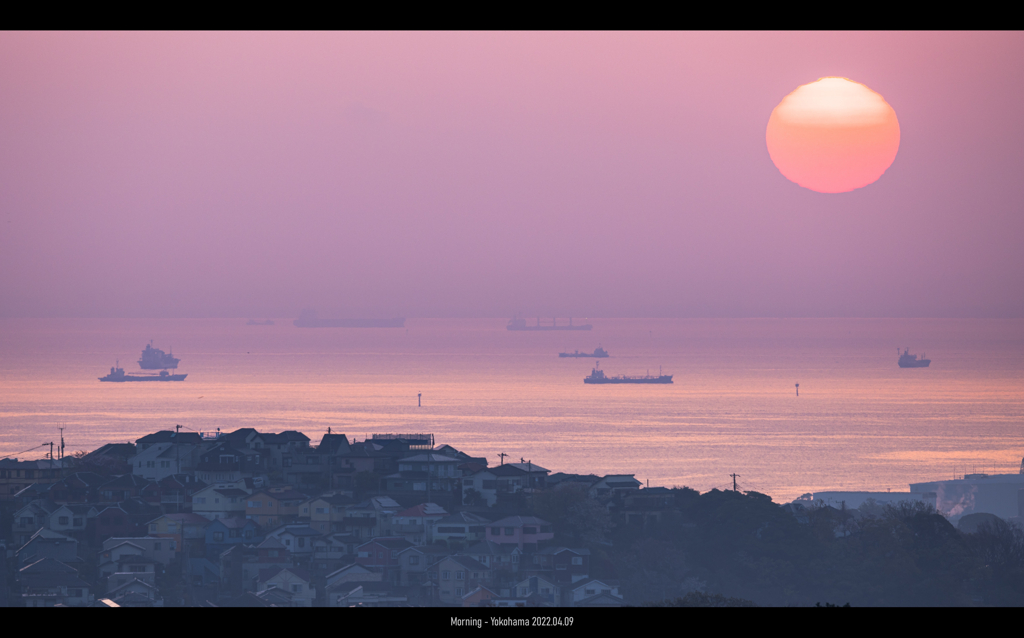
[6,427,1024,608]
[0,428,641,607]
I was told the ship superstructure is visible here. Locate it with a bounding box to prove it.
[898,348,931,368]
[584,362,672,384]
[138,341,180,369]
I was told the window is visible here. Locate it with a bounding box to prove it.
[511,554,519,563]
[213,532,224,542]
[504,527,515,535]
[428,571,437,579]
[490,527,500,535]
[298,537,305,548]
[571,557,583,565]
[161,461,170,468]
[20,517,33,526]
[585,588,595,595]
[456,571,465,580]
[154,542,162,550]
[149,524,158,533]
[244,529,253,539]
[315,507,327,514]
[59,516,68,525]
[147,461,155,468]
[292,584,302,593]
[229,529,239,538]
[409,556,420,565]
[456,587,464,596]
[391,550,398,559]
[195,497,206,504]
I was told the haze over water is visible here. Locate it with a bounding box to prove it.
[2,317,1021,502]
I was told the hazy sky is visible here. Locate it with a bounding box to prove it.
[1,32,1022,318]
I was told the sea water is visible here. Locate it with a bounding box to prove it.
[1,317,1022,502]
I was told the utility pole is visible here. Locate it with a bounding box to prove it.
[58,424,66,478]
[418,393,422,407]
[498,452,508,466]
[730,473,740,492]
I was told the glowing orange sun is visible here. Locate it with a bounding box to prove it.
[766,77,900,193]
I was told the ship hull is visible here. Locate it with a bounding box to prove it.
[139,361,179,370]
[100,374,187,382]
[294,318,405,328]
[560,353,608,358]
[585,376,672,384]
[898,360,930,368]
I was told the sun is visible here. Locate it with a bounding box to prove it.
[766,77,900,194]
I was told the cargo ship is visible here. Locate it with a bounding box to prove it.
[507,316,592,331]
[898,348,931,368]
[138,342,179,369]
[559,347,609,358]
[584,363,672,384]
[100,363,187,382]
[246,319,275,325]
[294,310,404,328]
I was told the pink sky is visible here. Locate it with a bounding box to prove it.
[1,32,1022,318]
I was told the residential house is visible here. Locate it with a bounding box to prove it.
[433,511,491,549]
[46,504,94,537]
[16,528,80,568]
[525,547,591,587]
[87,505,133,544]
[195,443,266,484]
[462,585,499,607]
[568,579,623,606]
[106,578,164,607]
[336,496,401,539]
[245,487,308,529]
[485,516,555,550]
[462,469,499,506]
[0,458,65,502]
[325,564,382,606]
[205,517,260,558]
[102,554,160,592]
[355,537,413,584]
[396,545,452,587]
[100,536,176,565]
[42,471,108,504]
[129,441,198,481]
[156,474,205,514]
[18,558,93,607]
[191,482,252,520]
[146,513,210,555]
[258,567,315,607]
[264,523,321,559]
[431,555,492,605]
[392,503,448,545]
[588,475,643,501]
[306,493,356,534]
[311,534,360,573]
[12,500,58,546]
[511,575,560,606]
[385,453,463,495]
[134,430,203,453]
[463,540,525,575]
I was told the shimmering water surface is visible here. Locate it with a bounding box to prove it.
[1,318,1022,502]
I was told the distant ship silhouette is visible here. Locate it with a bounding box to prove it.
[507,316,592,331]
[294,309,404,328]
[898,348,930,368]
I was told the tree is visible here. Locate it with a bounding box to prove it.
[531,483,610,546]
